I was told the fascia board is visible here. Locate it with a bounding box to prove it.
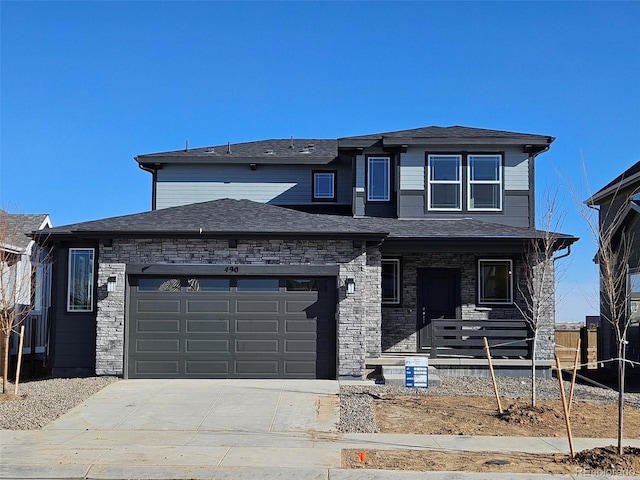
[136,156,337,166]
[381,137,553,146]
[586,173,640,205]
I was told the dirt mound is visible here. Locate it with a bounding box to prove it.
[497,403,559,426]
[563,445,640,471]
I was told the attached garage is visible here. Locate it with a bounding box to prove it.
[126,275,337,379]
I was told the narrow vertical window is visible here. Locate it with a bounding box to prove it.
[468,154,502,210]
[67,248,95,312]
[428,155,462,210]
[312,170,337,201]
[382,259,401,304]
[478,259,513,304]
[367,157,390,201]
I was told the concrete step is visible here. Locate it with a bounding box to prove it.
[381,365,442,388]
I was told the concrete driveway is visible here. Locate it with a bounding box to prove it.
[44,379,339,433]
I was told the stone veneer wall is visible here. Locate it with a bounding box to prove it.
[381,253,555,361]
[96,238,381,378]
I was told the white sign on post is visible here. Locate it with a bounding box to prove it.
[405,356,429,388]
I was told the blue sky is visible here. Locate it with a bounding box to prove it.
[1,1,639,322]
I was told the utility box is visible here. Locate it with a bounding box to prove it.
[405,357,429,388]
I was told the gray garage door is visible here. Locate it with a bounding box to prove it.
[127,276,336,379]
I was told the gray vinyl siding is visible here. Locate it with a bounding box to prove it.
[397,146,531,226]
[156,164,351,209]
[399,148,425,190]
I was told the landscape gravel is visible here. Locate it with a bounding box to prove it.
[0,377,119,430]
[339,376,640,433]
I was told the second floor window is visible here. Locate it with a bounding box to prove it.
[312,171,337,201]
[367,156,390,201]
[468,155,502,210]
[428,154,462,210]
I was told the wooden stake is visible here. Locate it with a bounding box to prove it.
[568,338,581,416]
[555,355,575,458]
[14,325,25,395]
[484,336,503,414]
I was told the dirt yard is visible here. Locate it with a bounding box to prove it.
[342,395,640,474]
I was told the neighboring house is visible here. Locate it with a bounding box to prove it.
[0,211,52,360]
[35,126,577,379]
[586,160,640,364]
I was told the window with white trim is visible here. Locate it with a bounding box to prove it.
[428,154,462,210]
[629,271,640,324]
[468,154,502,210]
[67,248,94,312]
[367,156,390,201]
[478,259,513,304]
[312,170,337,201]
[382,259,401,304]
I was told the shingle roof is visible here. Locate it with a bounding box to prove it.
[339,125,553,142]
[36,199,387,239]
[1,211,50,252]
[36,199,576,246]
[135,139,338,165]
[587,160,640,205]
[135,125,555,167]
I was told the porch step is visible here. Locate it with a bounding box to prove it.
[381,365,442,388]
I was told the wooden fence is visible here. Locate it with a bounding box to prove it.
[555,327,598,369]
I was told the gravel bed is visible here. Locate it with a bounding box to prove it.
[0,377,119,430]
[339,376,640,433]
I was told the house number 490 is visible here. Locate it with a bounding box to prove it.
[224,266,239,273]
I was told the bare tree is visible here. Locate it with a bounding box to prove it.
[517,190,568,407]
[0,210,50,394]
[581,181,639,455]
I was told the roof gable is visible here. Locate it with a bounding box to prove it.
[587,160,640,205]
[1,211,51,252]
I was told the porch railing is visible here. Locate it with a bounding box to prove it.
[430,319,531,359]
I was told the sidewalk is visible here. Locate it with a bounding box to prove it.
[3,428,640,479]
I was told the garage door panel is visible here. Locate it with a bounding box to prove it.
[128,276,336,379]
[235,339,280,353]
[186,361,229,375]
[285,298,318,313]
[186,300,231,313]
[136,319,181,333]
[186,319,230,333]
[136,339,181,353]
[285,319,316,333]
[134,360,180,375]
[186,339,229,352]
[235,319,280,333]
[234,360,279,375]
[284,361,316,375]
[137,299,181,313]
[285,339,316,353]
[236,300,280,313]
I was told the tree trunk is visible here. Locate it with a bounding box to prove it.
[618,340,626,455]
[2,331,9,394]
[531,330,537,408]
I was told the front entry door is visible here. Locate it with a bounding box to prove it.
[417,268,461,351]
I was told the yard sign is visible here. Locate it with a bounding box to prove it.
[405,357,429,388]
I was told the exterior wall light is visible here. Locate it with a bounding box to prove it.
[107,276,117,292]
[346,278,355,295]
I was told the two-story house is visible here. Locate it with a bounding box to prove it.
[36,126,577,379]
[586,160,640,365]
[1,211,52,365]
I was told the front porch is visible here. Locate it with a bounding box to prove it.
[372,318,553,379]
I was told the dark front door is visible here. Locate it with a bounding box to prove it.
[417,268,461,351]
